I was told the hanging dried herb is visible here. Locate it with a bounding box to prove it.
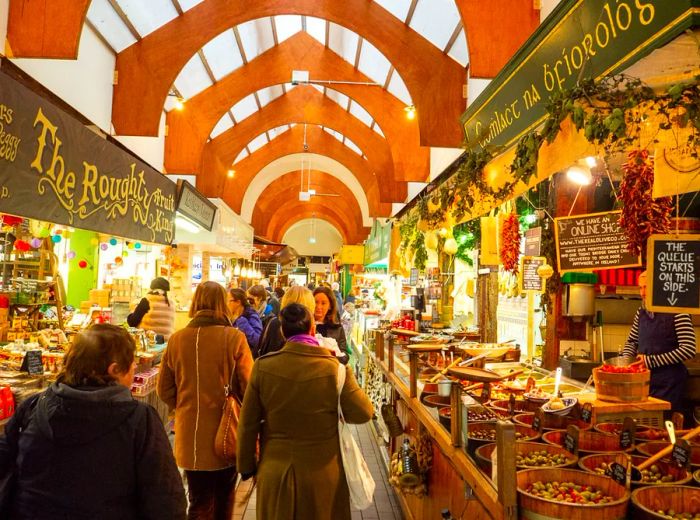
[500,212,521,274]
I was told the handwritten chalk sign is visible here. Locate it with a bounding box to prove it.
[519,256,546,293]
[580,403,593,424]
[647,234,700,314]
[555,210,641,273]
[672,439,692,468]
[20,350,44,375]
[564,425,579,455]
[609,462,628,487]
[532,408,543,432]
[619,417,635,450]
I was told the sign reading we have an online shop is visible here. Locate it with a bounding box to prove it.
[647,234,700,314]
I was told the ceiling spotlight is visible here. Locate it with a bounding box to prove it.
[227,169,235,178]
[174,97,185,111]
[309,237,317,244]
[584,156,598,168]
[404,105,416,120]
[566,164,593,185]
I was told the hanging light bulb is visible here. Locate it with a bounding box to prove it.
[404,105,416,120]
[566,164,593,185]
[233,263,241,276]
[241,266,248,278]
[227,169,235,178]
[174,97,185,111]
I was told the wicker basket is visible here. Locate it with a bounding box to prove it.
[593,366,650,403]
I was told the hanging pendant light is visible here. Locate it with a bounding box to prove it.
[233,262,241,276]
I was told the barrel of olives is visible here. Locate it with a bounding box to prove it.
[475,441,578,475]
[593,422,652,437]
[542,429,635,454]
[488,399,539,415]
[514,413,592,432]
[631,485,700,519]
[517,468,629,519]
[592,366,650,402]
[578,453,692,487]
[466,422,539,456]
[637,441,700,469]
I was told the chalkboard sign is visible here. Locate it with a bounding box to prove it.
[609,462,627,486]
[532,409,543,432]
[554,210,641,273]
[519,256,546,293]
[647,234,700,314]
[20,350,44,375]
[564,425,579,455]
[672,439,691,468]
[524,227,542,256]
[619,417,635,450]
[482,383,491,402]
[409,268,419,287]
[508,394,516,416]
[580,403,592,424]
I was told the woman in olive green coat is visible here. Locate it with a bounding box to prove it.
[237,304,374,520]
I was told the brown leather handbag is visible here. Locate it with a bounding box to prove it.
[214,332,241,464]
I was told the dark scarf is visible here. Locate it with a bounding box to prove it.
[187,309,232,328]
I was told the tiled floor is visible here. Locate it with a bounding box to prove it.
[232,422,404,520]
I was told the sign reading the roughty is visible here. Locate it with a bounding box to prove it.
[646,234,700,314]
[460,0,697,151]
[0,70,175,244]
[554,210,641,273]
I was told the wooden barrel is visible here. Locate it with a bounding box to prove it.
[592,367,650,403]
[631,485,700,519]
[488,399,540,415]
[438,407,451,430]
[422,394,451,408]
[593,422,652,437]
[578,453,692,487]
[466,422,539,456]
[542,429,635,454]
[517,468,629,519]
[637,441,700,469]
[514,412,592,432]
[475,441,578,475]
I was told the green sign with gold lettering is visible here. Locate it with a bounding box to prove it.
[364,220,391,266]
[461,0,699,152]
[0,69,175,244]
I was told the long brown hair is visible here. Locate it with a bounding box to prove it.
[58,324,135,387]
[189,281,230,321]
[313,286,339,324]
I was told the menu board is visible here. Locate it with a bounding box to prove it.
[647,234,700,314]
[409,268,419,287]
[524,227,542,256]
[518,256,546,293]
[554,211,641,273]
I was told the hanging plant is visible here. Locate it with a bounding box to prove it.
[500,212,521,274]
[618,149,673,257]
[411,232,428,271]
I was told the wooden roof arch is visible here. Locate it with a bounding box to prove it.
[164,32,429,185]
[265,201,368,244]
[210,125,394,217]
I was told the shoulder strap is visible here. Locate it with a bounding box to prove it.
[336,362,347,421]
[222,328,238,398]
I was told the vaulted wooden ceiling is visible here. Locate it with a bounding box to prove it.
[6,0,539,244]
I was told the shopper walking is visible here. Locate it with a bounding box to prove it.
[228,288,263,353]
[0,324,186,520]
[255,285,316,358]
[158,281,253,520]
[237,303,374,520]
[331,282,344,320]
[127,276,176,340]
[314,285,351,356]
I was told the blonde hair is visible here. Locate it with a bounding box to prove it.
[280,285,315,314]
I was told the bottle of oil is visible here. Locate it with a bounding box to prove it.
[398,438,420,486]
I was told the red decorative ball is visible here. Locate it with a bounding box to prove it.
[78,260,88,269]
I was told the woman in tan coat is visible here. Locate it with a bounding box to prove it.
[158,281,253,520]
[237,303,373,520]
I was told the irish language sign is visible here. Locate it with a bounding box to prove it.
[460,0,696,152]
[555,210,641,273]
[647,234,700,314]
[0,70,175,244]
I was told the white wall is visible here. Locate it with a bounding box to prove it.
[116,111,167,171]
[429,147,463,181]
[10,24,115,133]
[0,0,9,54]
[282,219,343,257]
[467,77,491,107]
[540,0,562,22]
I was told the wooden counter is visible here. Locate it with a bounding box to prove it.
[578,394,670,426]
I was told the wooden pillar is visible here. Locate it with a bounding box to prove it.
[477,269,498,343]
[440,250,454,325]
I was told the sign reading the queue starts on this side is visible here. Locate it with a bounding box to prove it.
[646,234,700,314]
[554,210,641,273]
[0,70,176,244]
[176,180,217,232]
[460,0,697,152]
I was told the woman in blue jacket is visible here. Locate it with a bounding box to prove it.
[229,288,263,353]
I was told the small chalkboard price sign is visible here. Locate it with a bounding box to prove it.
[518,256,546,293]
[532,408,544,432]
[619,417,635,450]
[409,268,419,287]
[646,234,700,314]
[609,462,628,487]
[580,403,593,424]
[508,394,516,416]
[672,439,691,469]
[564,425,579,455]
[554,210,641,273]
[21,350,44,375]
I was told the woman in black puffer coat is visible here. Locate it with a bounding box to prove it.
[0,324,185,520]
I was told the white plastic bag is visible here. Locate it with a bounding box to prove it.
[336,364,375,509]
